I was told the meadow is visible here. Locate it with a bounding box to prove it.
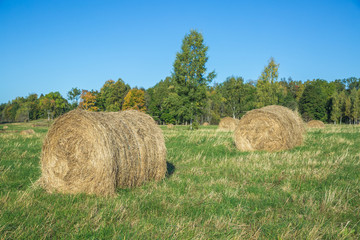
[0,121,359,239]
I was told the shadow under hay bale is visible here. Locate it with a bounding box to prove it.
[218,117,239,131]
[20,129,35,135]
[307,120,325,128]
[234,105,305,152]
[39,109,167,196]
[166,161,175,177]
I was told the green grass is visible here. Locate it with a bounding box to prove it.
[0,122,360,239]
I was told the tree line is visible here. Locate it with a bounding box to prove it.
[1,30,359,125]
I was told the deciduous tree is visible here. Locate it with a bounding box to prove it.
[122,89,146,112]
[330,92,341,124]
[350,88,360,124]
[172,30,216,124]
[255,58,284,108]
[78,90,99,112]
[299,84,327,121]
[98,79,130,111]
[67,87,81,109]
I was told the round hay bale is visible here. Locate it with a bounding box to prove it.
[3,125,8,129]
[234,105,305,152]
[307,120,325,128]
[203,122,209,126]
[20,129,35,135]
[167,124,174,129]
[40,109,167,196]
[218,117,239,131]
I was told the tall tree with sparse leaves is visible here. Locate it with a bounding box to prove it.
[67,87,81,109]
[255,57,285,108]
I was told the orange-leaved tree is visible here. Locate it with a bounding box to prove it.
[122,89,146,112]
[78,90,99,111]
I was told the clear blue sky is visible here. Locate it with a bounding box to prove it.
[1,0,359,104]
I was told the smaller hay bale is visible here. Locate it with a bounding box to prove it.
[203,122,209,126]
[20,129,35,135]
[234,105,305,152]
[167,124,174,129]
[32,123,49,127]
[307,120,325,128]
[3,125,8,129]
[218,117,239,131]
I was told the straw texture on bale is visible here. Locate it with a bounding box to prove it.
[218,117,239,131]
[307,120,325,128]
[234,105,305,152]
[203,122,209,126]
[20,129,35,135]
[40,109,167,196]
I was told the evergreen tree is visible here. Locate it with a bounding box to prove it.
[172,30,216,124]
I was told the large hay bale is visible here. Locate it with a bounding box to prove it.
[307,120,325,128]
[203,122,209,126]
[234,105,305,152]
[40,109,167,196]
[218,117,239,131]
[20,129,35,135]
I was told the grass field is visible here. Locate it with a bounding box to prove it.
[0,121,359,239]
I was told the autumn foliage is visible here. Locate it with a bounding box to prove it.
[78,90,99,112]
[122,89,146,112]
